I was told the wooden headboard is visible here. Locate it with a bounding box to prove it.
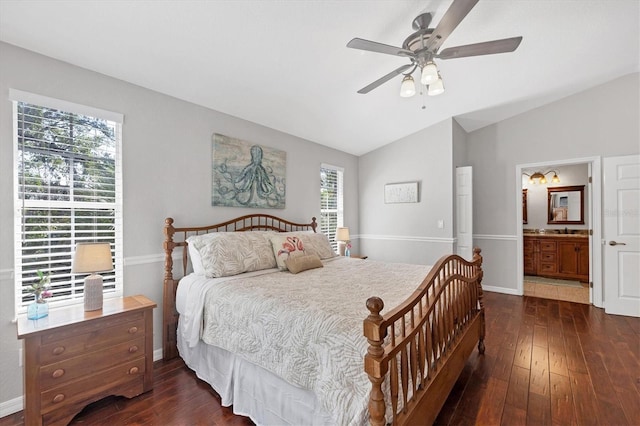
[162,214,317,359]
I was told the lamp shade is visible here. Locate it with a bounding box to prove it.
[335,227,350,242]
[72,243,113,274]
[427,75,445,96]
[421,61,439,85]
[399,75,416,98]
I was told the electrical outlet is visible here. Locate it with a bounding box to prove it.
[437,220,444,229]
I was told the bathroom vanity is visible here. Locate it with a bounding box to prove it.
[523,233,589,283]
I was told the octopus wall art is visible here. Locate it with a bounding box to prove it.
[211,133,286,208]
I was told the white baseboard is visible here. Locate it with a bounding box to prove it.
[483,285,522,296]
[0,395,23,418]
[153,348,163,362]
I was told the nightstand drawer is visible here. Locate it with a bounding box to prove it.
[40,336,146,389]
[40,316,145,365]
[40,356,146,414]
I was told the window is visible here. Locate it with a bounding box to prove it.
[12,90,123,312]
[320,164,344,251]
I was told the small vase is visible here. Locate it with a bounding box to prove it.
[345,247,351,257]
[27,298,49,320]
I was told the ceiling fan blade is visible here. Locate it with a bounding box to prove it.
[357,64,413,94]
[437,36,523,59]
[347,38,414,58]
[425,0,480,52]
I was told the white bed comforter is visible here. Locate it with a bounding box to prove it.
[179,257,431,425]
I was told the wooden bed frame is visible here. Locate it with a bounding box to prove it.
[162,213,485,426]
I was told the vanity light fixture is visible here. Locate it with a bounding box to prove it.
[523,171,560,185]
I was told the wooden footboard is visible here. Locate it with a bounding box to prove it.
[364,248,484,426]
[162,214,317,360]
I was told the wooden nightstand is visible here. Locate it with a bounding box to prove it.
[350,254,368,259]
[17,295,156,426]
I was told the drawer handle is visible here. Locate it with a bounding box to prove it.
[52,394,65,404]
[52,346,65,355]
[129,366,139,375]
[129,345,139,354]
[128,326,138,334]
[52,369,65,379]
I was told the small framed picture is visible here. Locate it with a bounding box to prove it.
[384,181,419,203]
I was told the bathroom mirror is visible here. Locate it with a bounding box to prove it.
[547,185,585,224]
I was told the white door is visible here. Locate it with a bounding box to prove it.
[456,166,473,260]
[604,155,640,317]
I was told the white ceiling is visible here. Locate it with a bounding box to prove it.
[1,1,638,156]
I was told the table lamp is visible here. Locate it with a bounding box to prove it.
[335,227,350,256]
[72,242,113,311]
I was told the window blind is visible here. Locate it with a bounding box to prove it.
[13,97,123,312]
[320,164,344,251]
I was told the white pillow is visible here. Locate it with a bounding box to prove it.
[188,232,277,278]
[299,232,338,260]
[187,241,205,275]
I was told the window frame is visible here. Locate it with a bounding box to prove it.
[320,163,344,251]
[11,89,124,314]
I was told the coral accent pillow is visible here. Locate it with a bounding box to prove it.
[270,234,307,270]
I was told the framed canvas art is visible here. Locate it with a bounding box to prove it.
[384,181,419,203]
[212,133,286,208]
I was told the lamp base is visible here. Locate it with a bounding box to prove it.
[338,241,346,256]
[84,274,103,311]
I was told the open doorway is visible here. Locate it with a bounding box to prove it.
[515,157,603,307]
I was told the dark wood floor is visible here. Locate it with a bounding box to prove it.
[2,292,638,425]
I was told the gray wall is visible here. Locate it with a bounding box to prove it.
[468,72,639,293]
[0,42,359,408]
[358,118,455,264]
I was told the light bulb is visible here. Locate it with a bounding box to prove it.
[552,174,560,183]
[400,75,416,98]
[427,74,444,96]
[421,61,438,85]
[540,176,547,184]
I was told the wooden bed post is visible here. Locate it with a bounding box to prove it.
[364,297,388,426]
[473,247,486,354]
[163,218,179,360]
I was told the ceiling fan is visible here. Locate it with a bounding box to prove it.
[347,0,523,97]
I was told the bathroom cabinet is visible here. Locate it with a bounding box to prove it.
[524,235,589,283]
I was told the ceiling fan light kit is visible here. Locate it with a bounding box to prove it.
[400,74,416,97]
[420,61,439,85]
[347,0,523,102]
[427,74,445,96]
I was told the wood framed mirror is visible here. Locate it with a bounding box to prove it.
[547,185,585,224]
[522,189,528,224]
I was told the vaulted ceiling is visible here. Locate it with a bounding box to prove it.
[1,1,638,155]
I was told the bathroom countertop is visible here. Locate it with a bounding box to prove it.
[523,233,588,238]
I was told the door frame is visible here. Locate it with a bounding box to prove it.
[515,156,602,307]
